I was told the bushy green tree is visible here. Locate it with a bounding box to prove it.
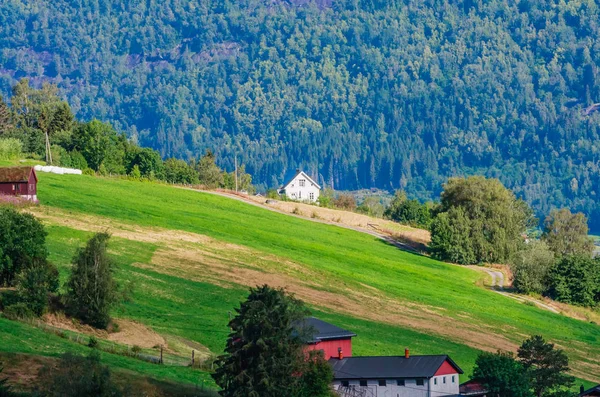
[196,150,223,188]
[518,335,574,397]
[0,95,12,135]
[164,158,199,184]
[542,209,594,259]
[16,258,59,316]
[71,120,116,170]
[0,208,48,286]
[297,350,335,397]
[431,176,534,264]
[65,233,118,329]
[356,196,385,218]
[384,190,432,227]
[472,350,531,397]
[212,285,309,397]
[545,256,600,306]
[429,207,476,264]
[511,241,555,295]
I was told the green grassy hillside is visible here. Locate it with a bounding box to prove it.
[2,172,600,391]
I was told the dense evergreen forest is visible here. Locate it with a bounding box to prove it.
[2,0,600,228]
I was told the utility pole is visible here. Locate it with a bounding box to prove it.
[234,156,238,192]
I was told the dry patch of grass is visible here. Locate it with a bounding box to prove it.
[42,312,167,350]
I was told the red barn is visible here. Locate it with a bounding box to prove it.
[0,166,38,202]
[301,317,356,359]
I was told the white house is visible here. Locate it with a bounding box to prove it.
[279,170,321,203]
[330,351,463,397]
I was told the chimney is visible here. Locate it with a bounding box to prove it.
[338,347,344,360]
[405,348,410,359]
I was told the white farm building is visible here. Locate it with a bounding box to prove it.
[278,170,321,203]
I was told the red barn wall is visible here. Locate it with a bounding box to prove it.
[0,182,19,196]
[305,338,353,359]
[435,359,459,376]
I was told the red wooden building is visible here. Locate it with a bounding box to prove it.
[301,317,356,359]
[0,166,38,202]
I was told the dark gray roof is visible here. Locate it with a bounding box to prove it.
[581,384,600,396]
[329,355,463,380]
[297,317,356,342]
[280,169,321,190]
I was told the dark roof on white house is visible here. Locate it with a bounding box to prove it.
[581,384,600,396]
[296,317,356,343]
[329,355,463,380]
[280,169,321,190]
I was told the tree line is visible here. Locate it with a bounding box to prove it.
[2,0,600,229]
[0,80,253,191]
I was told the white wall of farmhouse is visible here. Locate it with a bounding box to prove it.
[281,172,320,202]
[332,374,459,397]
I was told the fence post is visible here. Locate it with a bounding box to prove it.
[191,349,195,366]
[160,345,163,365]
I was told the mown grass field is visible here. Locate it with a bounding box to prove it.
[1,171,599,391]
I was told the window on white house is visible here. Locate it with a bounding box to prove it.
[443,377,446,384]
[434,378,437,385]
[397,380,405,386]
[359,380,367,387]
[309,192,314,200]
[416,379,424,386]
[452,375,455,383]
[299,179,305,187]
[378,380,386,387]
[298,191,302,199]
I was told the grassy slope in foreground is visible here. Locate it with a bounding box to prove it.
[23,174,600,381]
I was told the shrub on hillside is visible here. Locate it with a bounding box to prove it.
[0,361,11,397]
[333,194,356,211]
[356,196,385,218]
[35,351,123,397]
[3,303,34,320]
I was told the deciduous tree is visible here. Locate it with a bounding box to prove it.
[542,209,594,259]
[66,233,118,329]
[472,350,531,397]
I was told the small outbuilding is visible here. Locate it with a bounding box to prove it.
[0,166,38,202]
[300,317,356,359]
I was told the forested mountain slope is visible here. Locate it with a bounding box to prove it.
[2,0,600,227]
